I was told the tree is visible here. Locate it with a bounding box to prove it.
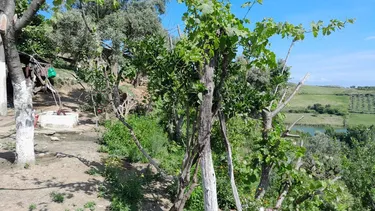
[0,0,47,165]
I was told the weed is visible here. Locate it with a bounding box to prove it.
[24,163,30,169]
[84,201,96,211]
[28,204,37,211]
[75,208,84,211]
[85,167,101,176]
[103,157,143,210]
[50,191,65,203]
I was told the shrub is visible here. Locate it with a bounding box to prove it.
[103,157,144,211]
[50,192,64,203]
[101,115,169,163]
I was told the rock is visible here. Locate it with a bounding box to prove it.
[50,136,60,141]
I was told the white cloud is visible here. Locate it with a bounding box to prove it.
[365,36,375,41]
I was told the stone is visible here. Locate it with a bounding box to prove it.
[50,136,60,141]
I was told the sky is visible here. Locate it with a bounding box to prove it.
[160,0,375,87]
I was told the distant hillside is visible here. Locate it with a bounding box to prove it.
[284,85,375,127]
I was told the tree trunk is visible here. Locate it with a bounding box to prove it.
[0,36,7,116]
[198,59,218,211]
[1,7,35,165]
[255,110,273,199]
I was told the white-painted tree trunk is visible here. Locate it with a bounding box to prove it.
[14,80,35,165]
[0,36,6,116]
[200,146,218,211]
[199,60,218,211]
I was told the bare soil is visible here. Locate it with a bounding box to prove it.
[0,78,172,211]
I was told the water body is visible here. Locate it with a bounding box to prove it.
[291,125,347,136]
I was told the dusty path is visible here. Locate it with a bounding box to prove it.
[0,131,111,211]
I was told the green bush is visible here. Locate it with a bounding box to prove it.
[103,157,143,211]
[101,115,169,163]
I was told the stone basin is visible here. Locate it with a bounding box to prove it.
[38,111,79,129]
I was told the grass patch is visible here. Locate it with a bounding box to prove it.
[347,113,375,126]
[292,85,375,95]
[284,113,344,127]
[286,94,350,111]
[28,204,37,211]
[85,167,102,176]
[84,201,96,211]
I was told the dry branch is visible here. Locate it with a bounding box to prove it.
[271,73,309,117]
[219,111,242,211]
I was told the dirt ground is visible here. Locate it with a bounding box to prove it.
[0,79,172,211]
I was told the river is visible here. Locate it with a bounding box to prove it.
[291,125,347,136]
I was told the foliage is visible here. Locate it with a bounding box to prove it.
[84,201,96,211]
[103,157,142,211]
[341,136,375,210]
[308,103,347,116]
[15,0,54,57]
[101,114,182,174]
[101,115,168,161]
[50,10,98,62]
[50,192,65,203]
[28,204,37,211]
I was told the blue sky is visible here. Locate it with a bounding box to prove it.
[161,0,375,87]
[41,0,375,87]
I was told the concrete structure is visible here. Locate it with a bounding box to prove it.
[38,111,79,129]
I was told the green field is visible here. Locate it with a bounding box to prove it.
[286,94,349,111]
[284,113,344,126]
[284,85,375,127]
[350,94,375,114]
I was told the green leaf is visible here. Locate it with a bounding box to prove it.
[52,0,62,6]
[198,2,214,15]
[257,0,263,4]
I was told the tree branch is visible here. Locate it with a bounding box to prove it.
[15,0,46,31]
[274,140,304,210]
[219,110,242,211]
[273,40,295,96]
[282,116,304,137]
[278,88,288,105]
[79,0,94,34]
[103,68,172,179]
[271,73,309,117]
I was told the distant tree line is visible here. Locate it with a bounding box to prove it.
[288,103,347,116]
[350,86,375,90]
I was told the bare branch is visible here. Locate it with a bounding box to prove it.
[15,0,46,31]
[271,73,309,117]
[288,116,304,131]
[273,40,295,96]
[177,25,182,38]
[243,0,256,19]
[278,88,288,105]
[103,69,172,179]
[79,0,94,34]
[219,111,242,211]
